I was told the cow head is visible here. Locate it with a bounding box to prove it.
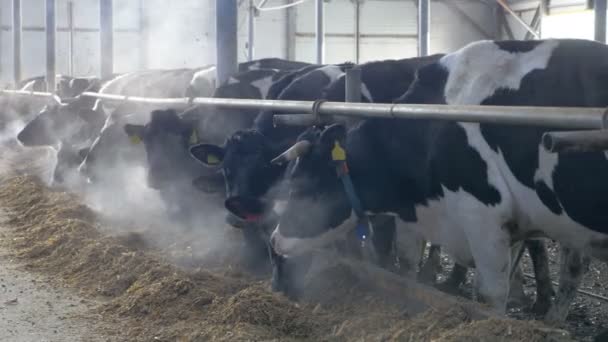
[17,97,103,148]
[17,78,103,148]
[269,124,355,257]
[190,129,289,226]
[124,109,223,191]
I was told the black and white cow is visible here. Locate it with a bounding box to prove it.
[121,68,293,272]
[76,67,216,186]
[189,58,479,297]
[1,75,96,137]
[16,67,215,186]
[269,39,603,321]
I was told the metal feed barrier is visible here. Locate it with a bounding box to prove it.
[1,86,608,154]
[2,74,608,303]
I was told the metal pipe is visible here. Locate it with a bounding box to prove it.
[542,130,608,153]
[418,0,429,56]
[12,0,21,85]
[285,0,297,60]
[45,0,56,92]
[595,0,607,43]
[71,92,608,130]
[138,0,148,69]
[248,0,255,61]
[216,0,238,86]
[67,1,74,76]
[100,0,114,79]
[297,32,418,39]
[315,0,325,64]
[524,6,541,40]
[1,25,139,33]
[345,67,361,103]
[354,0,361,63]
[3,89,608,130]
[496,0,540,39]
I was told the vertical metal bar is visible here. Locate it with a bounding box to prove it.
[12,0,22,85]
[418,0,429,56]
[525,6,541,40]
[595,0,607,43]
[46,0,56,92]
[100,0,113,78]
[67,1,74,76]
[345,66,361,103]
[138,0,148,69]
[315,0,325,64]
[285,0,297,60]
[354,0,361,64]
[0,4,3,77]
[248,0,255,61]
[216,0,238,86]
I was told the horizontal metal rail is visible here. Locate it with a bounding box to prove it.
[543,130,608,153]
[0,25,140,33]
[1,90,608,130]
[0,89,62,104]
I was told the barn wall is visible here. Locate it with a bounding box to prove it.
[0,0,497,86]
[293,0,497,64]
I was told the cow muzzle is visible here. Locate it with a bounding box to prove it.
[224,196,269,224]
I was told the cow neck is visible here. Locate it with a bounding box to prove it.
[331,138,371,242]
[346,118,434,221]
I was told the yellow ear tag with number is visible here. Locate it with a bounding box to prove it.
[129,135,141,145]
[206,154,220,165]
[331,140,346,161]
[189,129,198,145]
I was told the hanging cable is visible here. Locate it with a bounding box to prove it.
[256,0,310,12]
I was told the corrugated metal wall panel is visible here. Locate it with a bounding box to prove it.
[238,1,288,62]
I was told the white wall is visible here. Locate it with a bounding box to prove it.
[0,0,497,85]
[293,0,496,64]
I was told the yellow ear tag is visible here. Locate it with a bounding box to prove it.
[206,154,220,165]
[129,135,141,145]
[331,141,346,161]
[189,129,198,145]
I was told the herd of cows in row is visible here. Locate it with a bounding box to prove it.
[2,38,608,332]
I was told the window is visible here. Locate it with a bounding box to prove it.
[541,10,595,39]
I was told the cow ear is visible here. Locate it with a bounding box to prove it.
[124,124,145,145]
[190,143,225,167]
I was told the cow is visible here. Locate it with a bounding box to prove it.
[188,58,481,298]
[76,67,216,186]
[121,68,295,272]
[81,59,315,187]
[16,67,216,186]
[268,39,604,321]
[0,75,96,140]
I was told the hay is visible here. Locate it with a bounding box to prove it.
[0,173,581,341]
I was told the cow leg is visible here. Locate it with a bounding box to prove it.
[526,239,554,315]
[508,265,530,308]
[394,221,426,278]
[241,227,272,275]
[467,228,511,313]
[370,215,396,269]
[418,244,442,284]
[507,241,531,308]
[545,245,591,323]
[268,239,313,300]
